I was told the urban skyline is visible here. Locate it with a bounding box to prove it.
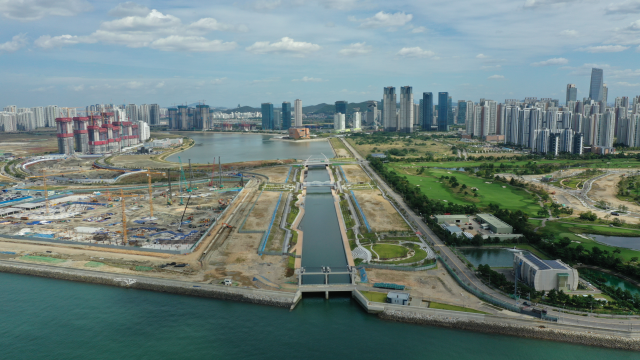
[1,1,640,107]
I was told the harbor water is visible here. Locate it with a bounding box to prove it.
[0,272,637,359]
[166,133,334,164]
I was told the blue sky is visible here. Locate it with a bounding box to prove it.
[1,0,639,108]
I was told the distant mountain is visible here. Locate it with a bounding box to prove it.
[215,100,379,114]
[222,106,261,113]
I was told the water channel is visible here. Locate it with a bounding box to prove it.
[165,133,334,164]
[299,166,349,284]
[459,248,529,268]
[587,234,640,251]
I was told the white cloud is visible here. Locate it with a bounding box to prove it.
[476,53,489,59]
[252,0,282,10]
[317,0,359,10]
[189,18,248,33]
[125,81,142,89]
[0,34,27,52]
[108,2,150,17]
[37,9,242,52]
[530,57,568,66]
[411,26,427,33]
[396,47,435,58]
[606,1,640,14]
[488,74,504,79]
[0,0,91,21]
[34,34,95,49]
[353,11,413,30]
[560,29,578,37]
[251,78,280,84]
[579,45,629,53]
[246,37,320,55]
[623,20,640,32]
[156,81,165,88]
[617,82,640,86]
[151,36,237,52]
[30,86,54,92]
[339,42,372,56]
[71,84,84,91]
[523,0,577,9]
[211,78,226,84]
[292,76,325,82]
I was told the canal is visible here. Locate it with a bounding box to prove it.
[299,166,349,284]
[459,248,530,268]
[579,268,640,297]
[166,133,334,164]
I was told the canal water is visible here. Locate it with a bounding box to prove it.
[299,166,349,284]
[166,133,334,164]
[459,248,529,268]
[579,268,640,297]
[587,234,640,251]
[1,272,637,359]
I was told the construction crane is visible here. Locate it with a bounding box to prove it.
[144,168,166,218]
[27,168,97,215]
[118,189,140,245]
[208,157,216,187]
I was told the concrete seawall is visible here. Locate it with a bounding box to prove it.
[0,260,296,308]
[352,289,640,351]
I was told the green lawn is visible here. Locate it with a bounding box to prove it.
[373,243,430,265]
[407,158,640,170]
[372,244,409,259]
[538,221,640,261]
[360,290,388,303]
[429,301,490,314]
[20,256,66,264]
[389,165,543,216]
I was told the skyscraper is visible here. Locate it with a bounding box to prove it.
[399,86,413,133]
[602,84,608,107]
[566,84,577,105]
[383,87,397,131]
[589,68,604,102]
[366,101,378,126]
[261,103,274,130]
[149,104,160,125]
[282,102,291,129]
[422,92,433,131]
[334,113,345,131]
[457,101,467,125]
[437,92,450,132]
[335,101,347,115]
[294,99,302,127]
[448,96,454,126]
[352,112,361,129]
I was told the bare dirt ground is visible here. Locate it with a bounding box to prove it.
[589,173,640,213]
[243,191,281,231]
[365,265,489,311]
[0,131,58,156]
[112,154,167,169]
[353,189,409,231]
[254,166,291,183]
[342,165,370,183]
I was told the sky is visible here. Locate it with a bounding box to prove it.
[1,0,640,109]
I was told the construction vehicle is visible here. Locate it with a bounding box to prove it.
[222,223,233,229]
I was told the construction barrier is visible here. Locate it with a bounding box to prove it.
[349,190,371,232]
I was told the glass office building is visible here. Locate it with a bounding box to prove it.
[282,102,291,129]
[438,92,450,132]
[261,103,274,130]
[422,92,433,131]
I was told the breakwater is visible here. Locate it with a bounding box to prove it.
[379,309,640,351]
[0,260,295,308]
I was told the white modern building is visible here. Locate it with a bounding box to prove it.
[383,87,397,131]
[514,252,578,292]
[399,86,413,133]
[334,113,345,131]
[352,112,361,130]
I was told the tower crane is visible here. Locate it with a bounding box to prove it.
[27,168,98,215]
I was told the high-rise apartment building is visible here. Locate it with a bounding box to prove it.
[383,87,397,131]
[437,92,450,132]
[366,101,379,127]
[422,92,433,131]
[602,84,608,108]
[294,99,302,127]
[273,109,282,130]
[44,105,59,127]
[457,101,467,125]
[352,112,361,129]
[589,68,604,102]
[126,104,138,123]
[282,102,292,129]
[31,107,45,128]
[566,84,577,105]
[149,104,160,125]
[399,86,413,133]
[261,103,274,130]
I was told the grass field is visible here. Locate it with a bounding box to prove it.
[347,137,453,159]
[389,164,542,216]
[372,244,409,259]
[370,243,430,265]
[405,158,640,170]
[538,221,640,261]
[360,291,388,303]
[329,138,353,158]
[429,301,490,314]
[20,256,66,264]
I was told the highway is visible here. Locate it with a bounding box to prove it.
[340,137,640,332]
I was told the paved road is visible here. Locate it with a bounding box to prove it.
[340,138,640,331]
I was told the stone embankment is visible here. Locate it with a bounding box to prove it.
[0,260,295,308]
[380,310,640,351]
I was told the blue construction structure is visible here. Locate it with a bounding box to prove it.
[350,190,371,232]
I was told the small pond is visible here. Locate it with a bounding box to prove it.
[579,268,640,297]
[587,234,640,251]
[459,248,530,268]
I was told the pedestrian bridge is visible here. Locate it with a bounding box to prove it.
[304,154,331,167]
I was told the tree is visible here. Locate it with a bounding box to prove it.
[558,237,572,248]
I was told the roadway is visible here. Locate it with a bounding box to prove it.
[339,137,640,332]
